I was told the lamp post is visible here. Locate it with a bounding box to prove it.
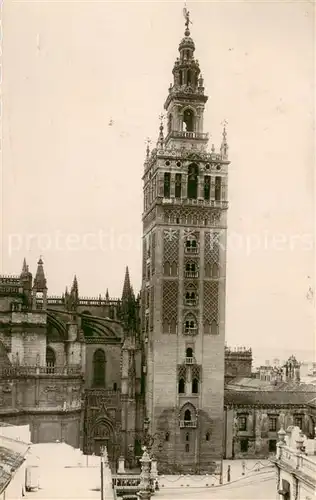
[100,446,104,500]
[143,417,161,455]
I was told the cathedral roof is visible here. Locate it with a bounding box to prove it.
[225,388,316,407]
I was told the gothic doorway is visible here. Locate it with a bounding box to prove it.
[92,418,116,470]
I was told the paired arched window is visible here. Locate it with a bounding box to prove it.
[185,262,198,277]
[46,346,55,373]
[184,314,197,335]
[185,290,197,306]
[185,235,198,253]
[93,349,106,387]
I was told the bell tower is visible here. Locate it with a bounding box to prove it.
[141,11,229,473]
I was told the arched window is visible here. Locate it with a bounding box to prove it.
[212,263,219,278]
[178,378,185,394]
[163,318,170,334]
[184,409,191,421]
[211,320,219,335]
[204,320,210,335]
[192,378,199,394]
[206,432,210,441]
[185,235,198,253]
[186,347,193,358]
[168,114,172,133]
[184,315,197,335]
[185,432,190,441]
[170,319,177,334]
[46,346,55,374]
[187,70,192,85]
[185,443,190,452]
[185,262,197,277]
[183,109,194,132]
[215,176,222,201]
[171,262,178,276]
[93,349,106,387]
[185,289,197,306]
[113,382,117,391]
[165,432,170,442]
[164,262,171,276]
[187,164,198,199]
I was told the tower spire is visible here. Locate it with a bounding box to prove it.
[220,120,229,160]
[33,256,47,290]
[122,266,132,301]
[156,114,165,149]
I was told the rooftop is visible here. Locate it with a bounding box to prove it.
[225,389,316,407]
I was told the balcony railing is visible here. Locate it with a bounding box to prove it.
[169,131,209,141]
[179,420,197,428]
[185,247,199,254]
[184,328,197,335]
[185,357,195,365]
[184,271,199,278]
[0,365,83,378]
[277,445,316,477]
[185,298,197,306]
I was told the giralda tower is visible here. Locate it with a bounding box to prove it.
[141,11,229,472]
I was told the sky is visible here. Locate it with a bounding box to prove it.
[1,0,315,365]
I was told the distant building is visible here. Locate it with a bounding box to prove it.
[272,426,316,500]
[224,359,316,459]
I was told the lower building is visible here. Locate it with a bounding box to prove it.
[272,426,316,500]
[224,372,316,459]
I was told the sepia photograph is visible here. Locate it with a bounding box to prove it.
[0,1,315,499]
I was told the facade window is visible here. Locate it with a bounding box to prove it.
[93,349,106,387]
[184,315,197,335]
[240,439,249,453]
[269,439,277,453]
[185,290,197,306]
[168,114,172,133]
[215,176,222,201]
[187,164,198,199]
[211,263,219,278]
[178,378,185,394]
[165,432,170,442]
[184,409,191,421]
[206,432,210,441]
[269,416,277,432]
[175,173,182,198]
[185,432,190,442]
[294,416,303,429]
[164,173,171,198]
[186,347,193,358]
[204,175,210,201]
[183,109,194,132]
[113,382,117,391]
[185,262,198,278]
[211,320,219,335]
[185,236,198,253]
[185,443,190,452]
[46,346,56,374]
[192,378,199,394]
[238,416,247,431]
